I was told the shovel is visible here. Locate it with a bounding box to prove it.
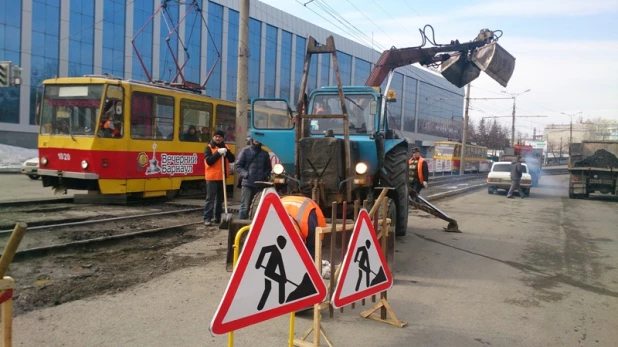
[219,154,232,229]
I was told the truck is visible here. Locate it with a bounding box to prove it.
[499,145,543,186]
[249,27,516,236]
[568,141,618,199]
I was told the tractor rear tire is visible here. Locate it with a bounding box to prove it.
[380,145,409,237]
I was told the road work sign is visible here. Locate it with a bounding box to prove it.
[331,209,393,309]
[210,188,327,336]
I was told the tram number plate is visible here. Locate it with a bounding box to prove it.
[57,153,71,161]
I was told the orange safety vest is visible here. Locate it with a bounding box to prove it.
[204,144,231,181]
[408,156,425,183]
[281,196,326,242]
[103,120,120,136]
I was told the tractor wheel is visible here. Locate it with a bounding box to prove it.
[380,145,409,237]
[248,189,265,220]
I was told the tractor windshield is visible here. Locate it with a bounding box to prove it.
[40,84,104,137]
[309,94,375,135]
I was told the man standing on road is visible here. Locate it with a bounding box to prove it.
[408,147,429,198]
[507,155,524,199]
[236,138,272,220]
[203,130,235,225]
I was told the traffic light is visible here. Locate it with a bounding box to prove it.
[0,61,11,87]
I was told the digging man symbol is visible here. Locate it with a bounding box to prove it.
[254,235,319,311]
[354,239,387,291]
[255,236,288,311]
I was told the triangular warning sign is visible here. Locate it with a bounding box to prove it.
[210,188,327,336]
[331,209,393,309]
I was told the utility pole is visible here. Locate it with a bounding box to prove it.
[559,137,563,165]
[459,84,471,175]
[234,0,250,201]
[501,89,531,146]
[561,111,582,160]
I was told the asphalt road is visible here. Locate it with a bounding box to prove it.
[7,175,618,346]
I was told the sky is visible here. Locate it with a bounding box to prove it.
[258,0,618,138]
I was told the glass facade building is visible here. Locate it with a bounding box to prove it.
[1,0,463,149]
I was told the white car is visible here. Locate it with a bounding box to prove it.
[21,157,40,180]
[486,161,532,196]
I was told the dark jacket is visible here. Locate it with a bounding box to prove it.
[235,143,272,188]
[205,139,235,177]
[511,160,523,180]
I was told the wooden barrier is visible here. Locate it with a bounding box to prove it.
[0,222,27,347]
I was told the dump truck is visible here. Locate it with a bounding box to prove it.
[568,141,618,199]
[248,27,516,236]
[499,145,543,186]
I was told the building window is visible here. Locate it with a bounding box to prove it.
[102,0,126,78]
[403,76,417,132]
[132,0,153,81]
[215,105,236,143]
[335,51,352,86]
[354,58,371,86]
[293,36,306,105]
[183,5,201,84]
[263,25,277,98]
[206,2,223,98]
[130,92,175,140]
[307,55,317,94]
[30,0,60,125]
[226,9,239,101]
[159,4,178,82]
[0,0,22,124]
[69,0,95,77]
[180,99,212,143]
[417,82,463,139]
[248,18,261,98]
[280,30,292,101]
[319,54,329,88]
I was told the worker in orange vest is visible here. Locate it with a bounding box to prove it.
[204,130,235,225]
[280,195,326,259]
[408,147,429,197]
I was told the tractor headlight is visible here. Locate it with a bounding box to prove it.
[40,157,48,166]
[355,162,368,175]
[81,160,89,169]
[273,163,284,175]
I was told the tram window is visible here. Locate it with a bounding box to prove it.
[98,85,124,138]
[180,99,212,143]
[130,92,175,140]
[215,105,237,142]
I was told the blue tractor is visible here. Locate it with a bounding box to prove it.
[249,29,515,237]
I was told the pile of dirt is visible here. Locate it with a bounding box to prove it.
[574,149,618,168]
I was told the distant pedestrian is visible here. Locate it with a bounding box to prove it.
[507,155,524,199]
[203,130,236,225]
[236,138,272,220]
[408,147,429,198]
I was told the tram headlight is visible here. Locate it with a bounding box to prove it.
[355,162,368,175]
[81,160,89,169]
[273,163,285,175]
[40,157,48,166]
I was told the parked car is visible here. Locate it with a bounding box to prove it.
[486,161,532,196]
[21,157,40,180]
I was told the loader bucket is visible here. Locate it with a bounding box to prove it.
[440,54,481,88]
[470,42,515,87]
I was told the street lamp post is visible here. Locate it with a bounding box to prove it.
[561,111,583,158]
[502,89,531,146]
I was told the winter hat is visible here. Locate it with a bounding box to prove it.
[214,130,225,137]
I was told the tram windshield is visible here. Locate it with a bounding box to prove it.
[40,85,104,137]
[309,94,376,135]
[434,143,455,157]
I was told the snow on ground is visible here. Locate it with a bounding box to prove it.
[0,144,38,169]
